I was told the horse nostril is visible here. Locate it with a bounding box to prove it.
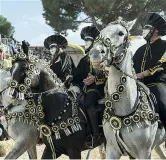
[101,50,105,53]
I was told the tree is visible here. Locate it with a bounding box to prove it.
[41,0,166,35]
[0,15,15,37]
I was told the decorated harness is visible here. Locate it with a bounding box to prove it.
[93,21,160,156]
[5,52,85,158]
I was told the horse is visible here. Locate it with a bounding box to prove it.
[0,66,39,159]
[8,48,106,159]
[89,20,166,159]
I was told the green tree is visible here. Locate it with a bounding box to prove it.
[41,0,166,35]
[0,15,15,37]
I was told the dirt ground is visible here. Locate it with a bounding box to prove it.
[0,140,162,159]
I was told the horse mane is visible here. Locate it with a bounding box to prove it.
[38,69,57,92]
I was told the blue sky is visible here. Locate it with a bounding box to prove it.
[0,0,89,46]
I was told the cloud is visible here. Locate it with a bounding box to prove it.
[30,23,92,46]
[66,23,91,45]
[29,33,52,46]
[28,15,46,27]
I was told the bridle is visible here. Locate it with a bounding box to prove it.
[93,22,136,80]
[9,53,63,100]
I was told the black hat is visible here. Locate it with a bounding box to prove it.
[80,26,100,41]
[146,12,166,36]
[44,34,68,49]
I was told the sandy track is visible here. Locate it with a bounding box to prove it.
[1,142,161,159]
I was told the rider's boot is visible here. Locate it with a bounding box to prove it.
[86,106,100,148]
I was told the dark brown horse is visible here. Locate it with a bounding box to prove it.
[9,42,105,159]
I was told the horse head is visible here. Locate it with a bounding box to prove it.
[89,20,130,67]
[10,48,62,99]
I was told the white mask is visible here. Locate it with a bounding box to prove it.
[85,40,93,50]
[50,47,57,55]
[142,29,151,39]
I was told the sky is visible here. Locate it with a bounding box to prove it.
[0,0,90,46]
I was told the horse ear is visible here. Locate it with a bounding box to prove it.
[22,40,29,55]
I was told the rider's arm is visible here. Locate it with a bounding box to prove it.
[148,51,166,75]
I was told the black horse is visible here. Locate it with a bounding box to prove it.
[9,42,105,159]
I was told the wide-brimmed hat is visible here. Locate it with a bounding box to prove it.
[145,12,166,36]
[80,26,100,41]
[44,34,68,49]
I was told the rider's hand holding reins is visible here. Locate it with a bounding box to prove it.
[136,70,151,79]
[83,73,95,85]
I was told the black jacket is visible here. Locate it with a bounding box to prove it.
[133,38,166,85]
[72,55,106,94]
[50,52,75,82]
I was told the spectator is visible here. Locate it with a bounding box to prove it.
[0,49,5,61]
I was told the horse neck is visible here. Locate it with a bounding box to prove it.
[38,70,57,92]
[107,50,137,116]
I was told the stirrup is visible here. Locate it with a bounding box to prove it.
[85,135,94,149]
[85,134,100,149]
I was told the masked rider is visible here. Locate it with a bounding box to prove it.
[72,26,106,147]
[133,12,166,128]
[44,34,75,84]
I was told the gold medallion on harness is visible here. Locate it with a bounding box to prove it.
[18,53,27,59]
[117,84,125,93]
[147,111,154,121]
[29,107,36,114]
[132,114,140,123]
[18,112,24,118]
[141,111,147,119]
[19,84,26,93]
[60,122,67,130]
[105,100,112,108]
[27,99,34,106]
[104,112,110,120]
[67,118,74,126]
[120,76,127,84]
[123,117,131,126]
[74,117,80,123]
[10,80,18,88]
[141,103,149,111]
[24,78,31,86]
[40,125,52,137]
[38,112,45,119]
[52,125,59,133]
[154,113,159,121]
[111,93,121,102]
[141,92,148,103]
[110,116,122,130]
[24,112,30,118]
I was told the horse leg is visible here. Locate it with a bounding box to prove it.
[105,143,121,159]
[155,145,166,159]
[68,149,81,159]
[5,139,31,159]
[137,149,151,159]
[27,145,37,159]
[42,146,61,159]
[98,143,106,159]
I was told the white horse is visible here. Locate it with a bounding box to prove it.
[89,21,166,159]
[0,68,39,159]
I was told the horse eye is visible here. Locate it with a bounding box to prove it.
[118,31,124,36]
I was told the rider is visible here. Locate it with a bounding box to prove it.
[44,34,75,84]
[133,12,166,128]
[72,26,106,147]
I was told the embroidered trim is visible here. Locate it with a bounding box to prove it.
[141,44,150,72]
